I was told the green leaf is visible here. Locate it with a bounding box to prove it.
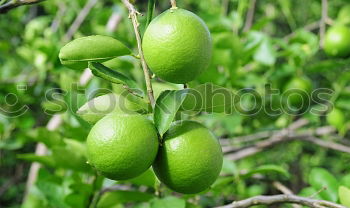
[240,164,290,179]
[59,35,131,70]
[340,174,350,188]
[339,186,350,207]
[36,180,70,208]
[309,168,339,202]
[17,154,56,167]
[26,128,64,148]
[154,89,189,136]
[89,62,141,95]
[125,169,156,187]
[253,35,276,66]
[180,83,235,113]
[150,196,186,208]
[97,191,154,208]
[51,139,91,172]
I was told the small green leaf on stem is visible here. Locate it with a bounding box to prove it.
[88,62,142,96]
[154,89,189,137]
[146,0,156,26]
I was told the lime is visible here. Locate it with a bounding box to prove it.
[153,121,223,194]
[324,25,350,57]
[327,107,345,130]
[86,114,158,180]
[337,5,350,25]
[142,8,212,84]
[283,76,312,109]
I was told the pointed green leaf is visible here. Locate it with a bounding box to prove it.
[59,35,131,70]
[154,89,189,136]
[97,191,154,207]
[89,62,141,95]
[309,168,339,202]
[339,186,350,207]
[17,154,56,167]
[150,196,186,208]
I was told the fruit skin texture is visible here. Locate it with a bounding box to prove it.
[324,25,350,57]
[153,121,223,194]
[142,8,212,84]
[284,77,312,108]
[327,107,345,130]
[86,114,159,180]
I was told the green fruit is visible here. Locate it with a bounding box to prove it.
[324,25,350,57]
[337,5,350,25]
[327,107,345,130]
[77,93,148,124]
[153,121,223,194]
[142,8,212,84]
[59,35,131,70]
[283,77,312,109]
[87,114,158,180]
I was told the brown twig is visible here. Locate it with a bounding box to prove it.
[63,0,98,41]
[224,122,350,161]
[242,0,256,33]
[0,0,46,14]
[170,0,177,9]
[224,119,309,160]
[272,182,302,208]
[121,0,155,107]
[319,0,328,48]
[50,2,67,33]
[215,194,346,208]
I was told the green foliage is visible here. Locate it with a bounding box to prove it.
[1,0,350,207]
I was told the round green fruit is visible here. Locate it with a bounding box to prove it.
[86,114,158,180]
[142,8,212,84]
[337,5,350,25]
[283,77,312,109]
[324,25,350,57]
[153,121,223,194]
[327,107,345,130]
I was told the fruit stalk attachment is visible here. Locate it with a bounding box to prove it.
[121,0,156,107]
[170,0,177,9]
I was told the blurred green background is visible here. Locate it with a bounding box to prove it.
[1,0,350,207]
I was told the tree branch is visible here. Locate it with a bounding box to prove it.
[121,0,155,107]
[224,122,350,161]
[0,0,46,14]
[63,0,98,41]
[215,194,347,208]
[242,0,256,33]
[170,0,177,9]
[319,0,328,48]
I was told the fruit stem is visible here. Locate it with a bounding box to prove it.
[170,0,177,9]
[122,0,156,108]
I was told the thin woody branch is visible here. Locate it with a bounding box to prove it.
[215,194,346,208]
[223,120,350,161]
[121,0,155,107]
[0,0,46,14]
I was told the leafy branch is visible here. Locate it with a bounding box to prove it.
[215,194,347,208]
[0,0,46,13]
[121,0,155,107]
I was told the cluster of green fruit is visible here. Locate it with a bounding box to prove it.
[59,7,223,194]
[324,5,350,57]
